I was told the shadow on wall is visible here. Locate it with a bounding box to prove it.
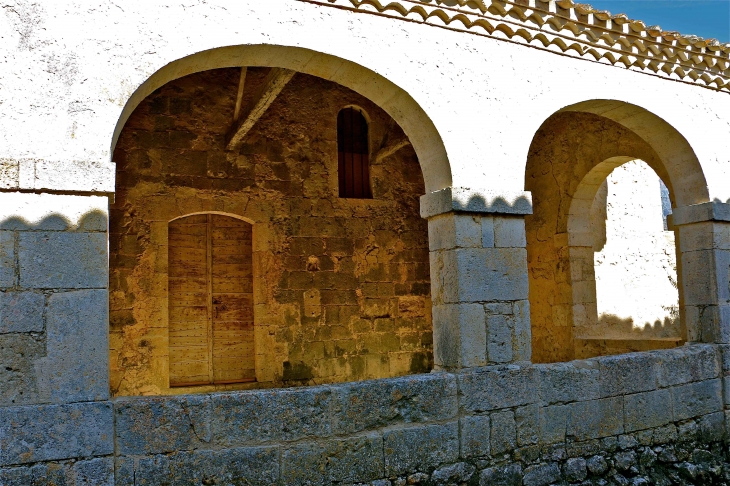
[594,312,680,339]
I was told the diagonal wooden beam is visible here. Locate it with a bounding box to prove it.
[226,68,295,150]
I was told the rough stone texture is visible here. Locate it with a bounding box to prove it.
[460,414,491,458]
[0,291,44,334]
[212,387,332,445]
[282,435,383,485]
[459,365,536,412]
[383,422,459,475]
[0,458,114,486]
[0,231,15,287]
[116,447,278,486]
[115,395,212,455]
[35,290,109,403]
[0,333,45,406]
[19,232,108,289]
[0,401,113,466]
[331,373,457,434]
[110,68,432,396]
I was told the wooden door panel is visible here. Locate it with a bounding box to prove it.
[169,214,255,386]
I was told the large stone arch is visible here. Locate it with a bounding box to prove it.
[111,44,452,194]
[525,100,711,363]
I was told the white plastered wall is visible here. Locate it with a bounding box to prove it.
[592,160,680,338]
[0,0,729,200]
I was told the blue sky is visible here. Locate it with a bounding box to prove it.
[584,1,730,42]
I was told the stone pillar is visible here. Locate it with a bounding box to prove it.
[671,202,730,344]
[421,187,533,370]
[0,159,115,477]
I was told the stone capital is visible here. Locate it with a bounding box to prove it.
[669,201,730,227]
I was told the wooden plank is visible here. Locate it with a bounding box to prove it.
[233,67,248,122]
[225,68,296,150]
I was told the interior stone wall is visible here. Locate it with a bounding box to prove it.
[525,112,679,363]
[110,68,432,397]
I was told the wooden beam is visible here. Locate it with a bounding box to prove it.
[233,67,248,122]
[375,137,411,163]
[226,68,295,150]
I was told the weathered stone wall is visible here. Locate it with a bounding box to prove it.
[525,112,680,363]
[0,192,114,484]
[99,344,725,485]
[110,68,432,396]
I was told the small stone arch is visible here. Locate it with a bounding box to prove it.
[111,44,452,194]
[525,100,709,363]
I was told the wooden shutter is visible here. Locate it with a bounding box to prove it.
[338,107,372,199]
[168,214,255,386]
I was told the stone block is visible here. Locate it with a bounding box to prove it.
[479,464,523,486]
[0,333,44,406]
[32,160,115,193]
[383,422,459,475]
[566,397,623,441]
[432,303,486,368]
[516,404,539,446]
[623,389,672,432]
[539,405,568,444]
[0,401,113,466]
[331,373,457,434]
[512,300,532,362]
[431,462,476,484]
[494,216,526,248]
[538,361,600,404]
[460,414,490,458]
[427,213,482,250]
[211,387,332,446]
[523,463,561,486]
[0,291,44,333]
[19,232,108,289]
[282,434,383,485]
[698,411,725,442]
[597,352,658,397]
[124,447,279,485]
[681,249,721,306]
[482,215,495,248]
[491,410,517,455]
[461,248,530,303]
[35,290,109,403]
[671,379,723,421]
[73,457,114,486]
[115,395,212,455]
[486,314,513,363]
[0,231,14,288]
[459,365,536,412]
[654,344,720,387]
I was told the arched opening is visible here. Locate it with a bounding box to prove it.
[525,102,708,363]
[110,63,435,396]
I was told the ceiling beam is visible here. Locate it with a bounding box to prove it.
[226,68,295,151]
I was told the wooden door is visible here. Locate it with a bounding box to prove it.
[168,214,255,386]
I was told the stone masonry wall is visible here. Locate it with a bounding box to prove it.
[110,68,431,396]
[1,343,729,484]
[99,344,726,485]
[0,192,114,483]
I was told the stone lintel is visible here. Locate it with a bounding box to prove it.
[420,187,533,219]
[0,158,115,194]
[669,201,730,227]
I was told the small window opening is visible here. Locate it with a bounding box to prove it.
[168,214,255,386]
[338,107,372,199]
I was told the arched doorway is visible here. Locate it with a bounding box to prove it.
[109,55,445,396]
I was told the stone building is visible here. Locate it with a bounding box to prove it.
[1,0,730,484]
